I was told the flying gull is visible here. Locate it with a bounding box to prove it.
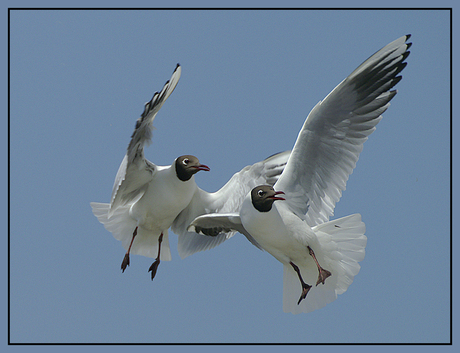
[91,64,289,279]
[188,35,411,313]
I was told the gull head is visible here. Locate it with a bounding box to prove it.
[251,185,285,213]
[175,155,210,181]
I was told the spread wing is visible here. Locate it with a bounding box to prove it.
[275,35,411,226]
[172,151,289,258]
[187,213,263,251]
[108,64,182,216]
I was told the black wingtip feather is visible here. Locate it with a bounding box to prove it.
[401,51,411,62]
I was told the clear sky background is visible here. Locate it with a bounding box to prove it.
[5,2,456,349]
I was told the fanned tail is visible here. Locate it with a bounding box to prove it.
[90,202,172,261]
[283,214,366,314]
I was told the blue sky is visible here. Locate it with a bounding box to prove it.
[5,3,455,348]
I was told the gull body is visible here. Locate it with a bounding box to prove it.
[239,186,365,313]
[240,195,318,265]
[189,35,411,313]
[129,164,198,236]
[91,64,289,279]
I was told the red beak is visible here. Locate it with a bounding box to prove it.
[269,191,285,201]
[194,164,210,172]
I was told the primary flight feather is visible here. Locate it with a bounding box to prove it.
[188,35,411,313]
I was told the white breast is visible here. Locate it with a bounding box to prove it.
[130,165,197,232]
[240,196,312,264]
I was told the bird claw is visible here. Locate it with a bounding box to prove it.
[121,254,130,272]
[308,246,332,286]
[297,283,312,305]
[316,268,332,286]
[148,259,160,280]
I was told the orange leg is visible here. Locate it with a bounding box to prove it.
[307,246,332,286]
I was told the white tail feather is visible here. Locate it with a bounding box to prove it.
[90,202,172,261]
[282,214,366,314]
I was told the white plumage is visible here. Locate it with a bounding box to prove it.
[91,64,289,278]
[188,35,411,313]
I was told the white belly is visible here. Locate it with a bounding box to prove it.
[130,168,196,233]
[240,199,314,265]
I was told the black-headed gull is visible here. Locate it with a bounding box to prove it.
[91,64,289,279]
[188,35,411,313]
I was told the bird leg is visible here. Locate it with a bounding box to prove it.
[307,246,331,286]
[121,226,138,272]
[148,233,164,280]
[290,261,312,305]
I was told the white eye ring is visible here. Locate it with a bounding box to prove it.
[257,189,264,197]
[182,158,189,165]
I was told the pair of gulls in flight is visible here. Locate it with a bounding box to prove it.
[91,35,411,314]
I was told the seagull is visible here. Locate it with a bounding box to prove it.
[188,35,411,313]
[90,64,289,280]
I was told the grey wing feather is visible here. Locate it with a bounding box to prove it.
[187,213,263,251]
[275,35,411,226]
[173,151,290,258]
[127,64,181,163]
[108,65,181,215]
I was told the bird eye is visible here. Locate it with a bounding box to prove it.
[182,158,189,165]
[257,189,264,197]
